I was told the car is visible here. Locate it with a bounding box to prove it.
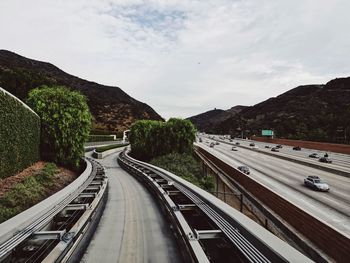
[229,139,233,142]
[293,146,301,151]
[209,142,215,147]
[319,157,332,163]
[249,143,255,146]
[231,146,238,151]
[235,142,240,145]
[238,166,250,175]
[215,142,220,145]
[265,145,271,149]
[276,144,283,149]
[308,153,319,158]
[271,147,279,152]
[252,145,259,149]
[199,138,203,142]
[304,176,330,191]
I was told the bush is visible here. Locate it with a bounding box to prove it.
[150,153,214,192]
[27,86,92,168]
[0,88,40,179]
[129,118,196,160]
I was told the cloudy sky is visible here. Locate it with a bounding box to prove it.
[1,0,350,119]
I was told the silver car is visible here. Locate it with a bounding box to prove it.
[304,176,330,191]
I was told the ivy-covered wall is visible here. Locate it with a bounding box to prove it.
[0,87,40,179]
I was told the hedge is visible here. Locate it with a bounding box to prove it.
[129,118,196,160]
[0,88,40,179]
[88,135,118,142]
[95,143,128,153]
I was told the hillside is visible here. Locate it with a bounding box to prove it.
[0,50,163,132]
[187,106,247,133]
[189,78,350,144]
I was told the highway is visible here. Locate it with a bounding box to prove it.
[198,137,350,237]
[235,138,350,170]
[82,151,182,263]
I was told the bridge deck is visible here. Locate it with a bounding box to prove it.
[82,151,182,263]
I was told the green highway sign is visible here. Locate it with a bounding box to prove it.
[262,130,274,136]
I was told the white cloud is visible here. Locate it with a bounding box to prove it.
[1,0,350,119]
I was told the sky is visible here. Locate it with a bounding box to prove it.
[1,0,350,119]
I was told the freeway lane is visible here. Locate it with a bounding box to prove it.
[82,151,182,263]
[234,138,350,170]
[197,139,350,237]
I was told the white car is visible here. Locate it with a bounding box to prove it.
[304,176,330,192]
[231,146,238,151]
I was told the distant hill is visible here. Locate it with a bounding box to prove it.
[0,50,163,133]
[187,106,247,133]
[189,78,350,143]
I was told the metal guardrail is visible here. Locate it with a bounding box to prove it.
[118,150,311,263]
[0,158,108,262]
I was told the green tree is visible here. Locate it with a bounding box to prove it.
[27,86,92,168]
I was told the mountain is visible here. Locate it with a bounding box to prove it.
[189,78,350,143]
[187,106,247,133]
[0,50,163,133]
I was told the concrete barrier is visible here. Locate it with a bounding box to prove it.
[92,146,127,159]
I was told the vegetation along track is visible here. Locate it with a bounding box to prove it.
[0,158,108,262]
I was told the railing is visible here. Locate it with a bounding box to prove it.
[0,158,108,262]
[118,150,311,263]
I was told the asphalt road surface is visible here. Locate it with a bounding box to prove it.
[233,138,350,170]
[82,151,182,263]
[198,138,350,237]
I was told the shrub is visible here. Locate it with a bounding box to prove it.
[0,88,40,179]
[150,153,214,192]
[0,163,58,223]
[129,118,196,160]
[27,86,92,168]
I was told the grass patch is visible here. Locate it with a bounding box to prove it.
[0,163,58,223]
[150,153,214,192]
[95,143,128,153]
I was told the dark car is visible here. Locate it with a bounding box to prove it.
[210,142,215,148]
[319,157,332,163]
[276,144,283,149]
[293,146,301,151]
[235,142,240,146]
[249,143,255,147]
[271,147,279,152]
[304,176,330,191]
[265,145,271,149]
[309,153,319,158]
[238,166,250,175]
[215,142,220,145]
[199,138,203,142]
[231,146,238,151]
